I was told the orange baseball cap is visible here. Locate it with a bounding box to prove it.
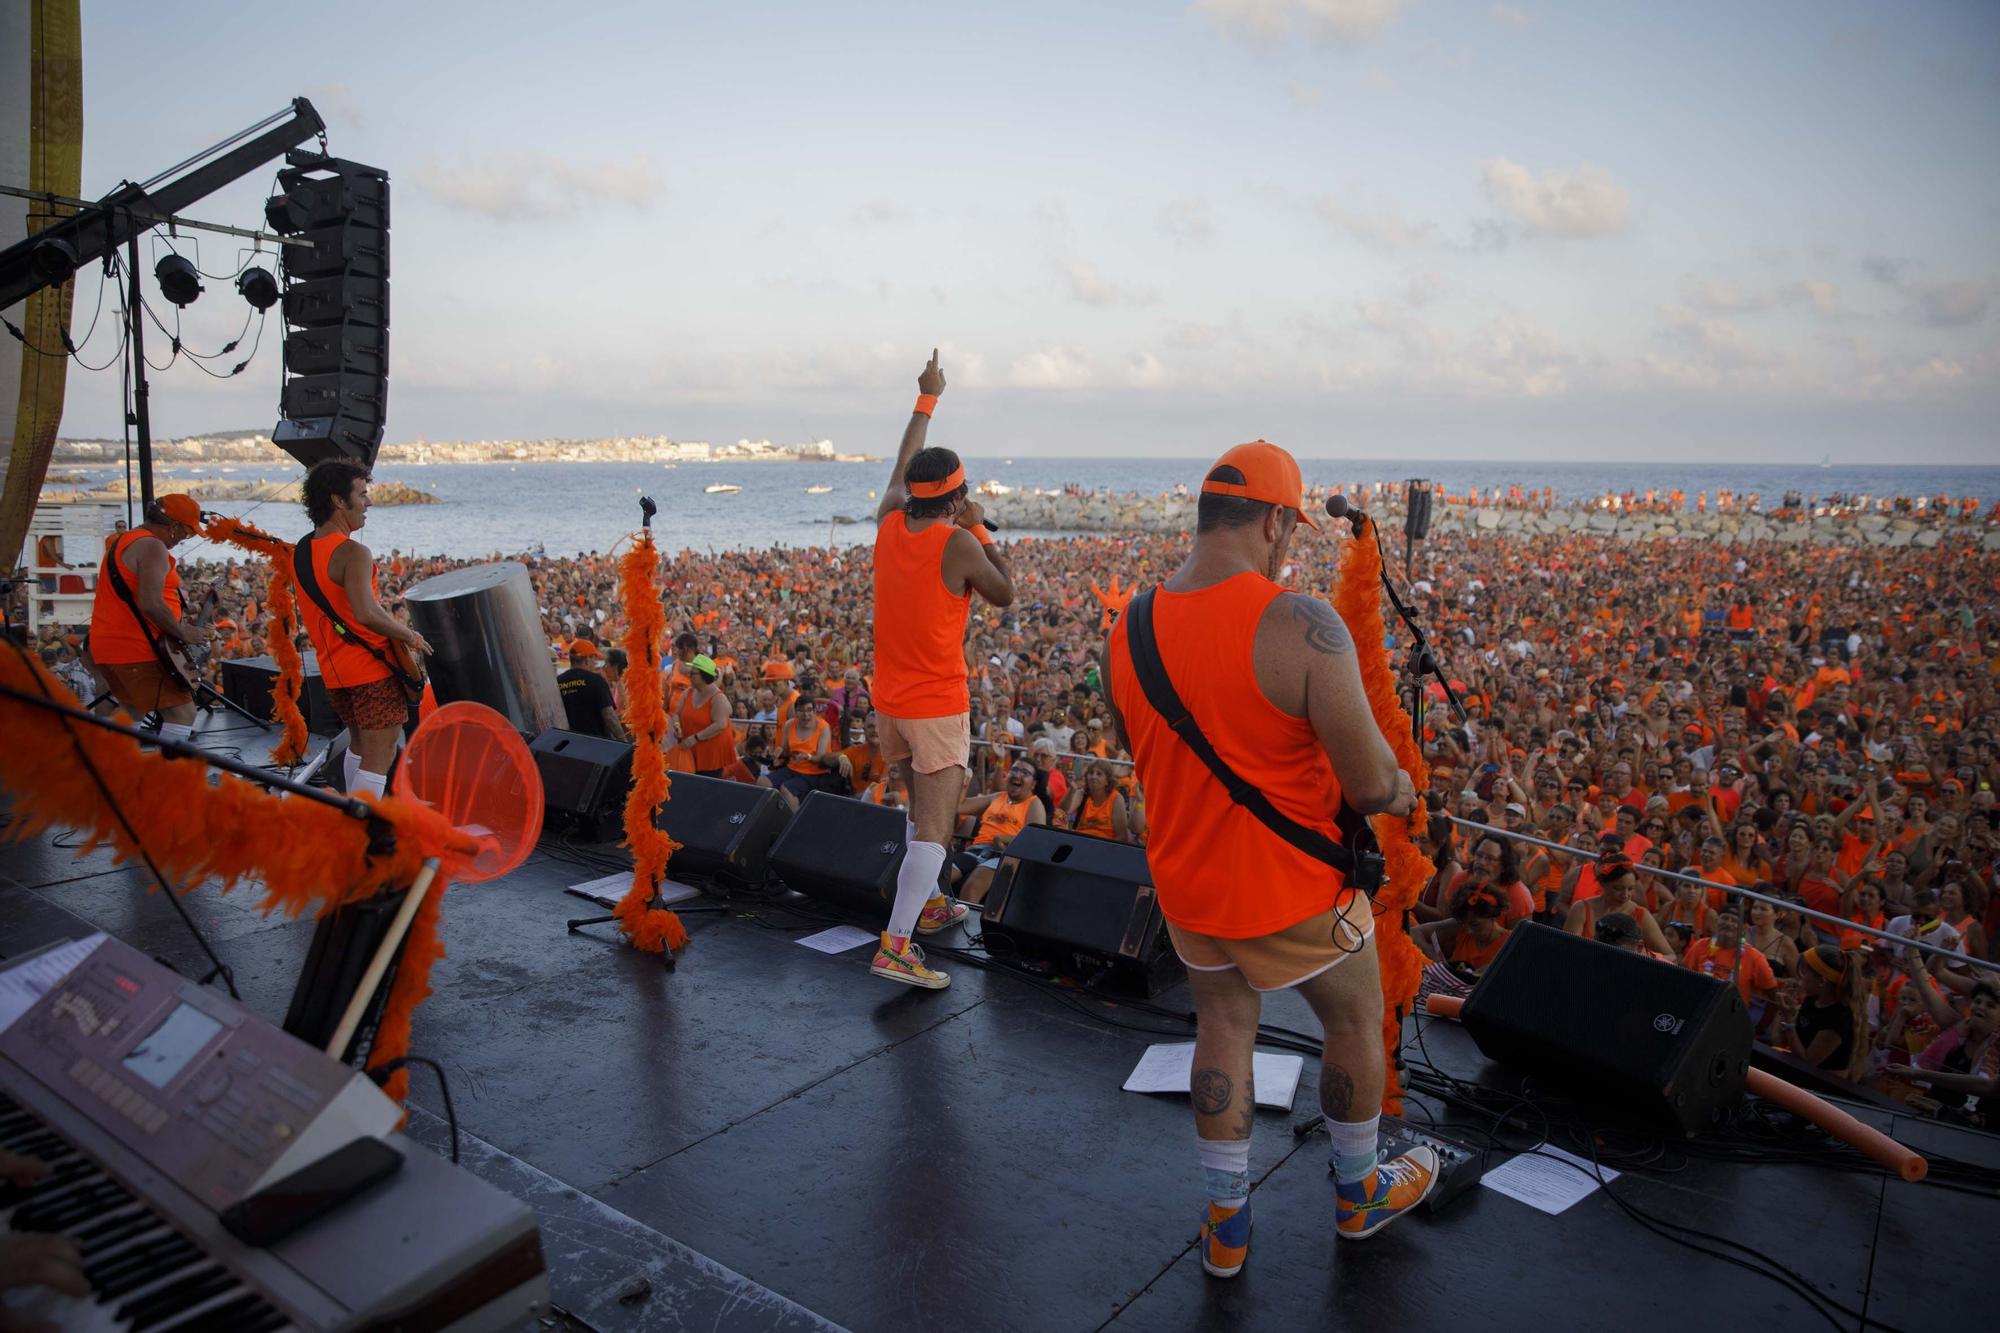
[567,638,600,658]
[154,494,202,528]
[1200,440,1319,530]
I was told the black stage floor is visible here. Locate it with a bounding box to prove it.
[3,711,1994,1332]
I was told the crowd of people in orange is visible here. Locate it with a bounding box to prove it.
[29,500,2000,1121]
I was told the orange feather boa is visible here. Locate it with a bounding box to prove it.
[0,646,477,1102]
[1331,528,1435,1117]
[614,532,688,953]
[198,516,308,764]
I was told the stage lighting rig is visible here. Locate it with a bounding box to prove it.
[236,265,279,310]
[155,253,203,306]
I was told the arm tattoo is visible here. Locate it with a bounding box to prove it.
[1192,1068,1235,1116]
[1291,598,1354,656]
[1320,1063,1357,1120]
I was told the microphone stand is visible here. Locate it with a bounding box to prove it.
[1344,511,1469,737]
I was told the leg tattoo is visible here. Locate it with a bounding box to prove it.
[1192,1068,1235,1117]
[1320,1064,1357,1120]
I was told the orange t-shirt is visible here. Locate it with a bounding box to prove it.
[678,689,735,771]
[1110,572,1350,938]
[1073,792,1117,840]
[296,532,392,689]
[1451,925,1511,971]
[781,714,830,774]
[871,513,971,718]
[1682,938,1779,1002]
[88,530,180,666]
[975,792,1037,846]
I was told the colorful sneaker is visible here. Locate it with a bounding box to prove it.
[1335,1146,1438,1240]
[915,896,969,935]
[1200,1201,1252,1278]
[869,936,950,989]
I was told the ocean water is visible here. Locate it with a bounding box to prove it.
[111,455,2000,563]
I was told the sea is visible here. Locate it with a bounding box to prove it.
[98,456,2000,563]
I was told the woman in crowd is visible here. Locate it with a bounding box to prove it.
[1773,944,1872,1081]
[1062,761,1130,844]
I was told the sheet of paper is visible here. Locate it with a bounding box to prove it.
[565,874,700,907]
[1479,1145,1618,1215]
[1122,1042,1305,1111]
[795,925,879,955]
[0,934,107,1034]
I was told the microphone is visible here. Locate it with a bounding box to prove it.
[1324,494,1368,531]
[981,519,999,533]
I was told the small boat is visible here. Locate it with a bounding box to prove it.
[805,484,832,495]
[1820,454,1832,469]
[705,483,742,495]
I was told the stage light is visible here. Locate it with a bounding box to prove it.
[155,253,203,306]
[28,235,79,285]
[236,265,279,310]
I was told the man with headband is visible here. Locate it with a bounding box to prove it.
[1105,441,1433,1279]
[868,350,1015,988]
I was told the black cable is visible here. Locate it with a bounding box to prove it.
[367,1055,459,1164]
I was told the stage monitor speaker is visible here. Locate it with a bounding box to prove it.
[1458,922,1751,1137]
[530,729,634,819]
[282,891,401,1062]
[655,773,788,890]
[980,825,1182,997]
[221,653,339,735]
[770,791,913,915]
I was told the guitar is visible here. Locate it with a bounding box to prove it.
[148,586,222,694]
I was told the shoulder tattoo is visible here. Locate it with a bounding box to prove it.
[1290,597,1354,656]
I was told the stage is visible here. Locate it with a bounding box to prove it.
[2,710,1993,1332]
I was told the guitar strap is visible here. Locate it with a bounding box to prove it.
[100,534,187,681]
[292,535,421,700]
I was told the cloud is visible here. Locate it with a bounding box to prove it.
[413,153,661,221]
[1158,197,1217,243]
[1125,353,1169,388]
[1488,3,1534,28]
[1679,276,1843,318]
[1008,346,1098,389]
[303,82,363,129]
[849,199,911,225]
[1055,256,1159,307]
[1193,0,1405,46]
[1915,280,1990,328]
[1480,158,1631,237]
[1313,194,1437,250]
[1860,254,1909,285]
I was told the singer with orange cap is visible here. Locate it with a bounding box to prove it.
[1105,441,1434,1280]
[86,492,213,746]
[867,349,1016,989]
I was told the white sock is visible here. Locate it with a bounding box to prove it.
[1197,1134,1251,1209]
[885,841,946,942]
[351,768,388,801]
[342,748,361,791]
[1327,1114,1380,1184]
[156,721,193,746]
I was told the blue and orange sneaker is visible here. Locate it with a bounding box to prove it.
[1335,1145,1437,1240]
[1200,1201,1252,1278]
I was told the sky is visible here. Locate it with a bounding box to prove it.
[46,0,2000,462]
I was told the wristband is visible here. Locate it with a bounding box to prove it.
[913,393,938,418]
[973,523,996,547]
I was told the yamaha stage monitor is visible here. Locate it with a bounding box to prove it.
[530,729,634,820]
[1458,922,1751,1137]
[222,653,341,736]
[981,825,1182,998]
[770,791,916,915]
[655,773,788,891]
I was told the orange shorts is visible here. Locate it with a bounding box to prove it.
[877,710,969,775]
[98,659,192,715]
[1165,898,1376,992]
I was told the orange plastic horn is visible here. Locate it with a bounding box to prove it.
[1745,1069,1928,1182]
[1424,994,1466,1020]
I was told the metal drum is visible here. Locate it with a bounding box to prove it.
[402,562,561,737]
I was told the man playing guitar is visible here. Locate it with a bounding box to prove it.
[295,460,433,800]
[86,493,213,747]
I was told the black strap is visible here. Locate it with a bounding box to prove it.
[1124,588,1359,876]
[293,536,412,690]
[99,535,177,671]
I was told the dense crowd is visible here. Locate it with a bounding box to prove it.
[24,496,2000,1121]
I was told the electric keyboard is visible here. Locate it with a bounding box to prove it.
[0,936,548,1331]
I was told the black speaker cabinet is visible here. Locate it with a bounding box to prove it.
[1459,922,1751,1137]
[770,791,912,915]
[981,825,1182,997]
[221,653,340,735]
[656,772,788,890]
[282,892,401,1062]
[530,728,635,818]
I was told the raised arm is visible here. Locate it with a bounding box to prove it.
[1282,595,1411,816]
[875,350,946,524]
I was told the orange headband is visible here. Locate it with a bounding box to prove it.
[1803,948,1844,983]
[908,465,965,499]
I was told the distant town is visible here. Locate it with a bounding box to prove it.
[50,431,877,466]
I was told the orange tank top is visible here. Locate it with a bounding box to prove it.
[1109,571,1348,938]
[976,792,1036,846]
[297,532,392,689]
[89,530,180,665]
[680,689,734,771]
[1074,792,1116,839]
[783,714,830,774]
[871,513,970,718]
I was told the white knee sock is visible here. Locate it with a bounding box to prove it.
[351,767,388,801]
[885,841,946,943]
[156,721,192,747]
[1197,1134,1252,1209]
[1326,1114,1380,1184]
[342,748,361,791]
